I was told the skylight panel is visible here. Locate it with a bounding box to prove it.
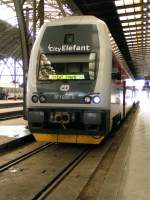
[136,21,142,25]
[117,9,125,14]
[125,35,132,39]
[0,5,17,26]
[114,0,124,7]
[125,0,133,5]
[124,32,131,35]
[134,6,141,12]
[127,15,134,20]
[134,0,141,3]
[131,35,136,38]
[126,39,134,42]
[135,14,142,19]
[126,8,134,13]
[131,31,136,35]
[136,30,142,34]
[130,27,136,30]
[123,27,130,31]
[119,16,128,20]
[122,22,129,26]
[129,22,136,25]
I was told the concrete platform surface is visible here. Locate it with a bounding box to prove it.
[97,100,150,200]
[0,125,30,146]
[0,117,28,146]
[0,100,23,104]
[0,107,23,113]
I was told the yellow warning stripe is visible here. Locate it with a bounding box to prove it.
[33,133,104,144]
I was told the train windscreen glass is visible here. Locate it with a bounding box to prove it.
[38,54,95,81]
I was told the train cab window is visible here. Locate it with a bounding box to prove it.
[38,54,96,81]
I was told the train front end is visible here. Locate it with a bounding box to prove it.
[27,16,112,144]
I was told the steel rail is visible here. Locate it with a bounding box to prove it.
[0,142,54,172]
[32,147,91,200]
[0,110,23,120]
[0,102,23,109]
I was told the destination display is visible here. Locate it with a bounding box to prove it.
[49,74,85,80]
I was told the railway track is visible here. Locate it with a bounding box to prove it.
[32,147,91,200]
[0,110,23,120]
[32,107,138,200]
[0,142,53,172]
[0,107,138,200]
[0,102,23,109]
[31,141,113,200]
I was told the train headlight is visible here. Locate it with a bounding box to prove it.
[39,95,47,103]
[93,96,101,104]
[84,96,91,104]
[32,95,38,103]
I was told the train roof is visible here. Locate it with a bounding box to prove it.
[42,15,107,27]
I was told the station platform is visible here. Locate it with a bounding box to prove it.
[0,100,23,104]
[0,118,32,152]
[97,100,150,200]
[0,107,23,114]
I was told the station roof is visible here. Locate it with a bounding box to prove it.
[0,19,21,60]
[0,0,150,80]
[73,0,150,80]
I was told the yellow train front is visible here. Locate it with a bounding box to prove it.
[27,16,135,144]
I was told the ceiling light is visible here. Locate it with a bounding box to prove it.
[128,15,134,20]
[115,0,124,7]
[126,8,134,13]
[119,16,127,20]
[117,9,125,14]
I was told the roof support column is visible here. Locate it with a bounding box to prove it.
[38,0,44,27]
[13,0,29,118]
[33,0,37,42]
[56,0,66,17]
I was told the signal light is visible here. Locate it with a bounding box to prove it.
[93,96,101,104]
[39,95,47,103]
[84,96,91,104]
[32,95,38,103]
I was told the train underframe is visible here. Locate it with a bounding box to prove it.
[28,107,111,144]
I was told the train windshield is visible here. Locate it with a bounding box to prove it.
[38,53,95,81]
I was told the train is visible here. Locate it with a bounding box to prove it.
[27,16,137,144]
[0,83,23,100]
